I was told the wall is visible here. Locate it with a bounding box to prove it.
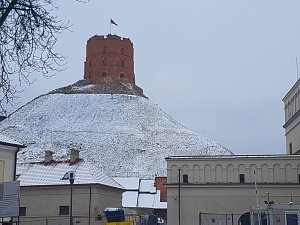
[283,79,300,154]
[19,184,123,225]
[0,144,18,182]
[166,156,300,225]
[84,35,135,85]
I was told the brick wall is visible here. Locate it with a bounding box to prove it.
[84,35,135,85]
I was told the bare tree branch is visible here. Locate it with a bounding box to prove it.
[0,0,83,114]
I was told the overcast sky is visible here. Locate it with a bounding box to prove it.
[13,0,300,155]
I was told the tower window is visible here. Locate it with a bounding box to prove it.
[121,60,124,67]
[239,174,245,183]
[183,174,189,183]
[120,73,125,78]
[121,48,124,55]
[103,46,107,53]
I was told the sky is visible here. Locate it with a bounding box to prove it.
[11,0,300,155]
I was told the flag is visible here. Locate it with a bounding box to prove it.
[111,19,118,26]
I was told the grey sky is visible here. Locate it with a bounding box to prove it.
[15,0,300,155]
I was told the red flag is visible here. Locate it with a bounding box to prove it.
[111,19,118,26]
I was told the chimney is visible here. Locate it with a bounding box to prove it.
[44,150,54,163]
[70,148,80,163]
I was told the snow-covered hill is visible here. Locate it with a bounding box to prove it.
[0,93,232,177]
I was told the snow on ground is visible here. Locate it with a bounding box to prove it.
[0,93,232,177]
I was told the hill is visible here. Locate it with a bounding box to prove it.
[0,89,232,177]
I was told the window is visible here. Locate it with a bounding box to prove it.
[183,174,189,183]
[289,142,293,155]
[239,174,245,183]
[102,72,107,77]
[103,59,107,65]
[120,73,125,78]
[19,207,26,216]
[298,174,300,184]
[103,46,107,53]
[59,206,69,215]
[121,48,124,55]
[121,59,124,67]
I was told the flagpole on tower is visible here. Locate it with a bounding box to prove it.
[110,18,118,35]
[110,18,111,35]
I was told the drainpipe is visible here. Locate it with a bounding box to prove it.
[88,185,91,225]
[14,147,20,180]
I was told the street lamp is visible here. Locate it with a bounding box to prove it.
[68,171,75,225]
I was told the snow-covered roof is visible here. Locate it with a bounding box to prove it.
[138,190,167,209]
[139,179,156,193]
[115,177,166,209]
[0,93,232,177]
[0,133,24,148]
[114,177,140,190]
[17,160,124,190]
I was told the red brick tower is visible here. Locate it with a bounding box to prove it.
[84,34,135,84]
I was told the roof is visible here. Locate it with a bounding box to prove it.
[166,154,300,160]
[17,160,124,190]
[0,133,24,148]
[114,177,167,209]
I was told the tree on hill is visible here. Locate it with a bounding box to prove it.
[0,0,85,113]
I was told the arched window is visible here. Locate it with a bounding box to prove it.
[239,174,245,183]
[120,73,125,78]
[183,174,189,183]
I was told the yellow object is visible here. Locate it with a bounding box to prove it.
[106,222,132,225]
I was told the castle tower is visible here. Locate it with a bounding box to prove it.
[84,34,135,85]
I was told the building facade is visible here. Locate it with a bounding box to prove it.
[283,79,300,154]
[17,150,124,225]
[0,133,24,182]
[166,155,300,225]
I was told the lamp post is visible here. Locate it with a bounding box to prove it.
[68,171,75,225]
[178,168,181,225]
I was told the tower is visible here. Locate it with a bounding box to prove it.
[283,79,300,154]
[84,34,135,85]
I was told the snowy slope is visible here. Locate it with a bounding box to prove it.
[0,93,232,177]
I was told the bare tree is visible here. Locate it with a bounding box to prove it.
[0,0,74,113]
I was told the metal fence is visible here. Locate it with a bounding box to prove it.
[199,211,299,225]
[0,214,166,225]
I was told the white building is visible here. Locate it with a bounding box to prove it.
[0,133,24,182]
[283,79,300,154]
[16,149,124,225]
[166,155,300,225]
